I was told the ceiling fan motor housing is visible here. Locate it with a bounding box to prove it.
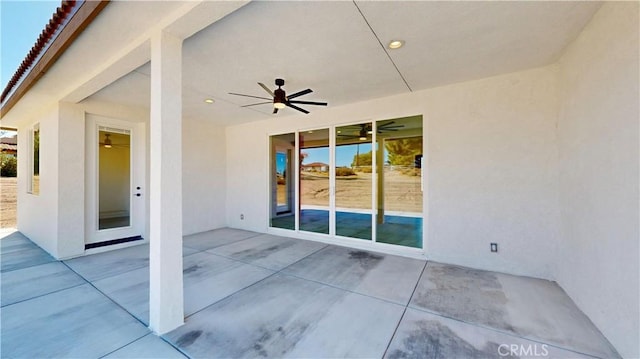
[274,79,286,106]
[274,88,286,107]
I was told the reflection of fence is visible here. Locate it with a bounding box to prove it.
[385,165,414,171]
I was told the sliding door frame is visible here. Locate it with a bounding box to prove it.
[267,114,426,257]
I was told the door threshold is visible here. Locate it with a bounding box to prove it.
[85,235,143,250]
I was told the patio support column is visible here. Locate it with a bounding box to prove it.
[149,30,184,334]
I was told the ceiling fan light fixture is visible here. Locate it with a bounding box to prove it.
[274,87,287,109]
[103,134,112,148]
[359,129,368,141]
[388,40,405,49]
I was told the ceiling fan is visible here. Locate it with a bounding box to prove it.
[229,78,327,114]
[338,121,405,140]
[99,133,129,149]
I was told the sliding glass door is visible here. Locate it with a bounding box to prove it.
[375,116,423,248]
[269,115,423,249]
[270,133,295,230]
[335,122,373,240]
[298,129,330,234]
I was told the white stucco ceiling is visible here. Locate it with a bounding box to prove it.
[85,1,601,125]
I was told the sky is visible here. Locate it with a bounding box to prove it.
[1,1,58,137]
[277,144,369,174]
[277,143,380,174]
[1,1,59,91]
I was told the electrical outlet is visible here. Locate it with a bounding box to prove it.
[490,243,498,253]
[240,214,244,220]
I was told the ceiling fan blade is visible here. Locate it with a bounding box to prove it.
[378,121,396,127]
[228,92,272,101]
[241,101,272,108]
[258,82,274,97]
[285,102,309,114]
[288,100,328,106]
[287,89,312,100]
[273,108,278,114]
[377,129,399,133]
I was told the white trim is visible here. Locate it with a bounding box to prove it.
[421,113,428,255]
[372,120,377,243]
[294,131,300,232]
[27,123,40,195]
[329,126,336,237]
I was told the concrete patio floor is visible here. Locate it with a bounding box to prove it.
[1,228,619,358]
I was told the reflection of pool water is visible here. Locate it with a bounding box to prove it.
[270,209,422,248]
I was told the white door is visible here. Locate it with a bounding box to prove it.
[86,114,145,245]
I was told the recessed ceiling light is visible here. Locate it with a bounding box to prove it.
[204,98,215,104]
[388,40,404,49]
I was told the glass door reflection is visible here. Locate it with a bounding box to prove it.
[98,129,131,230]
[375,116,423,248]
[299,129,330,234]
[270,133,295,230]
[335,123,373,240]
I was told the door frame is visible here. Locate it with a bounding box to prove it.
[85,114,146,245]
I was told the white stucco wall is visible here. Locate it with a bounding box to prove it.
[424,66,562,279]
[57,102,86,258]
[226,65,561,280]
[556,3,639,357]
[16,105,60,257]
[182,117,227,235]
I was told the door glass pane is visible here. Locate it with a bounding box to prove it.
[375,116,423,248]
[299,129,329,234]
[98,130,131,230]
[335,123,372,240]
[270,133,295,229]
